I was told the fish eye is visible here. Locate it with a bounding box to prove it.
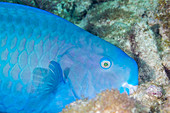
[100,57,112,69]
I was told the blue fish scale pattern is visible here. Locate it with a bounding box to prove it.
[0,4,74,112]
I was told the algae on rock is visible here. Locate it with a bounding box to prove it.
[62,89,148,113]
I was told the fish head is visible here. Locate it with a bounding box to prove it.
[59,32,138,99]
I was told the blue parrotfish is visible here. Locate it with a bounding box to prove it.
[0,2,138,113]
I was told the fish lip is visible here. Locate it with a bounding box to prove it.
[122,82,138,94]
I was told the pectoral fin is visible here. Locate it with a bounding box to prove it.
[31,61,64,96]
[23,61,64,111]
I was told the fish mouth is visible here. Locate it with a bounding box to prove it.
[120,82,138,95]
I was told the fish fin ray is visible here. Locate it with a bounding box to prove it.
[32,61,64,96]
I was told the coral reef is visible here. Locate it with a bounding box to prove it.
[156,0,169,37]
[62,89,148,113]
[62,83,168,113]
[40,0,93,24]
[2,0,58,13]
[132,81,170,112]
[132,21,169,85]
[161,84,170,112]
[132,82,164,112]
[155,0,170,80]
[82,0,136,38]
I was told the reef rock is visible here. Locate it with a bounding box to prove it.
[62,89,148,113]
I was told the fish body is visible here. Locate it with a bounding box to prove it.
[0,2,138,113]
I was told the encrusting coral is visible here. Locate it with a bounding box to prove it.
[156,0,169,36]
[161,84,170,112]
[62,89,148,113]
[132,82,165,112]
[2,0,58,13]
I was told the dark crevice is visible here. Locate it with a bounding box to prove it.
[150,24,164,59]
[70,2,76,18]
[92,0,113,4]
[128,30,139,61]
[150,24,160,37]
[162,65,170,80]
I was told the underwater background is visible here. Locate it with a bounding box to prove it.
[0,0,169,112]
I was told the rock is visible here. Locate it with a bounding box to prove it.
[62,89,148,113]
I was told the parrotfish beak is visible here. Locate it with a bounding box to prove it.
[119,58,138,95]
[119,82,138,95]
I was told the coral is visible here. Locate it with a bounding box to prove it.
[0,0,13,2]
[132,21,169,85]
[12,0,34,6]
[154,0,170,79]
[4,0,58,13]
[85,7,134,37]
[161,84,170,112]
[62,89,148,113]
[83,1,136,38]
[146,85,163,98]
[51,0,92,24]
[81,0,159,38]
[92,0,113,3]
[156,0,170,36]
[132,82,166,112]
[33,0,58,12]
